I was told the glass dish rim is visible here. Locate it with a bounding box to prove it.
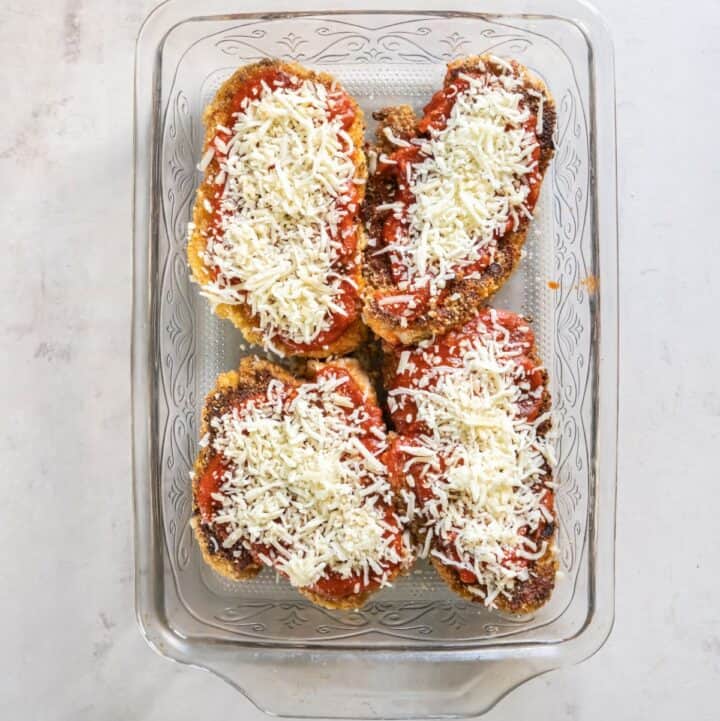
[131,0,617,690]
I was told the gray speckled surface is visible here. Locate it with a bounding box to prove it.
[0,0,718,719]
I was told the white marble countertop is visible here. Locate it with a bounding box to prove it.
[1,0,718,718]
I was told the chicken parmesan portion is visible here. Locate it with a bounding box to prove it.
[383,309,557,612]
[191,356,412,610]
[363,55,555,345]
[187,60,367,357]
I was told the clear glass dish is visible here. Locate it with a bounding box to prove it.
[132,1,618,717]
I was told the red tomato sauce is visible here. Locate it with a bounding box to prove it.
[196,454,229,527]
[196,391,267,543]
[204,67,362,351]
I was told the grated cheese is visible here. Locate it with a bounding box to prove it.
[198,147,215,172]
[208,371,408,589]
[194,78,359,350]
[385,62,540,295]
[382,126,412,148]
[390,314,554,606]
[377,294,416,306]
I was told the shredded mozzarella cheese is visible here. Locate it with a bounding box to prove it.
[387,64,540,294]
[390,315,554,605]
[209,372,406,589]
[196,78,358,349]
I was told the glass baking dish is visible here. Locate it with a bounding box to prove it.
[132,0,618,717]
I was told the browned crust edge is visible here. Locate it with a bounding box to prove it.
[362,55,557,346]
[190,355,411,609]
[430,545,557,615]
[298,584,380,611]
[187,59,368,358]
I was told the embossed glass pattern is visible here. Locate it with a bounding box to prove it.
[133,1,617,717]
